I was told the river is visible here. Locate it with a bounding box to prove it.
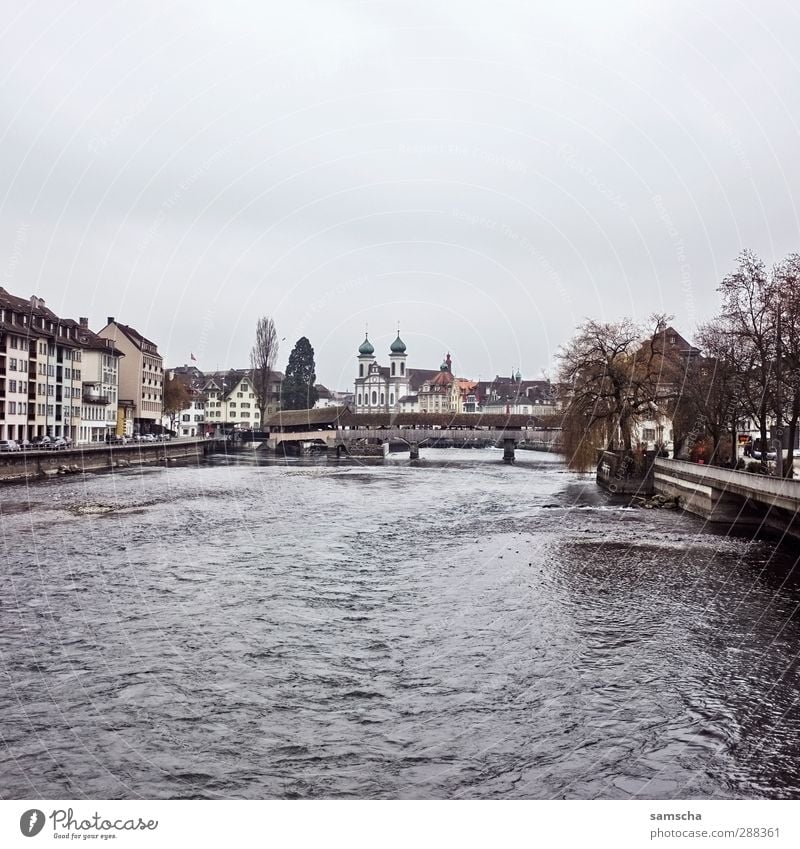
[1,449,799,799]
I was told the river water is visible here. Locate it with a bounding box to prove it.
[1,449,799,800]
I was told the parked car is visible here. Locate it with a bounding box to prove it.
[139,433,156,442]
[48,437,71,450]
[18,439,33,450]
[31,435,51,448]
[0,439,22,452]
[751,449,777,461]
[109,435,128,445]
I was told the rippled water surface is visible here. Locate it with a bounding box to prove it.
[1,449,799,799]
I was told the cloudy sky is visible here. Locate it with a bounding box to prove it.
[2,0,798,389]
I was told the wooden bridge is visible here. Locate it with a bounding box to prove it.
[262,407,562,462]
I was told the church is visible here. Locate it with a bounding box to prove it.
[353,332,439,414]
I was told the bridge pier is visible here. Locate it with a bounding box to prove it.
[409,442,419,460]
[503,438,515,464]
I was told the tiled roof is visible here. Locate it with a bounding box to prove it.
[107,321,160,353]
[265,405,352,429]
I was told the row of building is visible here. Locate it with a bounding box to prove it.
[0,283,559,444]
[352,331,557,417]
[0,287,165,443]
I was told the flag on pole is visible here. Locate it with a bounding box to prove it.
[190,353,197,362]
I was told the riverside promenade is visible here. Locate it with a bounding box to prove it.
[653,458,800,540]
[0,438,206,484]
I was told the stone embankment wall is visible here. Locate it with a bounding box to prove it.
[0,441,205,484]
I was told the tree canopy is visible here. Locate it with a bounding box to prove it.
[281,337,318,410]
[556,314,683,468]
[163,374,191,427]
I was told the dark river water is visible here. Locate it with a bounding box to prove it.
[1,448,799,800]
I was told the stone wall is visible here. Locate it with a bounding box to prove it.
[0,441,205,484]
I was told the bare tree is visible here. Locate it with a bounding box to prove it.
[250,316,279,425]
[716,250,776,470]
[557,314,680,468]
[775,254,800,476]
[679,321,746,465]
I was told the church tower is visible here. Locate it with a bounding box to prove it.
[354,333,376,412]
[388,330,408,409]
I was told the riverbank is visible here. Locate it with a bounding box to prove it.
[0,439,206,484]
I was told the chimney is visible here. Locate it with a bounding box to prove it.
[79,317,89,329]
[107,317,114,325]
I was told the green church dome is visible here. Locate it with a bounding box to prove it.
[390,334,407,353]
[358,334,374,355]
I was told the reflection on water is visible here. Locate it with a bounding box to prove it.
[0,449,799,799]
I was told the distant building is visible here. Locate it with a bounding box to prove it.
[98,318,164,434]
[75,318,124,443]
[201,368,282,432]
[418,354,470,415]
[352,331,442,414]
[474,373,557,416]
[0,287,85,441]
[314,385,353,409]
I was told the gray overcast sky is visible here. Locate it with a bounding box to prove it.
[2,0,799,390]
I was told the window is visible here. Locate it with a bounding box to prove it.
[391,362,396,375]
[9,401,16,415]
[380,393,384,405]
[642,428,656,441]
[241,384,249,392]
[359,364,364,377]
[9,380,16,392]
[400,362,405,375]
[371,391,377,405]
[390,393,394,405]
[237,392,243,398]
[9,358,16,370]
[229,402,236,407]
[357,393,362,405]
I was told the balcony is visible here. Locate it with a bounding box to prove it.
[82,393,111,405]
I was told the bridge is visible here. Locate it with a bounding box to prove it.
[653,458,800,540]
[263,407,562,462]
